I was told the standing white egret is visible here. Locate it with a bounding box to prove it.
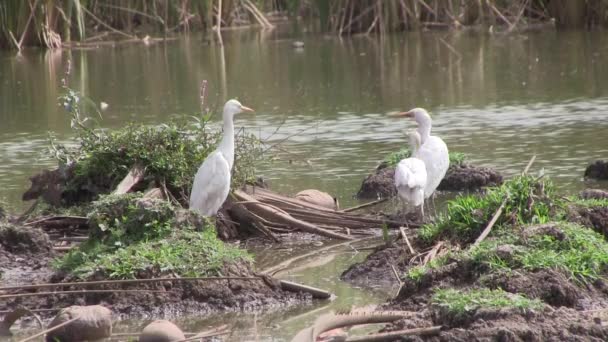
[394,108,449,199]
[189,99,254,216]
[394,131,427,217]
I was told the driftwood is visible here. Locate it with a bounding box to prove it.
[279,280,331,299]
[113,164,145,195]
[231,186,410,241]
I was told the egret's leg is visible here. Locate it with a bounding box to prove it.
[420,202,425,220]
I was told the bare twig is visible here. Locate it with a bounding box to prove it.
[400,227,416,254]
[340,198,388,213]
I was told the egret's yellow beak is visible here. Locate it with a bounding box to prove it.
[391,110,414,118]
[240,105,255,113]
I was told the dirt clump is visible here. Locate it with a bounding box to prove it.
[585,160,608,180]
[581,188,608,200]
[357,164,502,199]
[437,164,503,191]
[341,245,407,287]
[0,223,52,254]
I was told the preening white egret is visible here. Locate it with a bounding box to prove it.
[189,99,254,216]
[394,108,449,199]
[394,131,427,217]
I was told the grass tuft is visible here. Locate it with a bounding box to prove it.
[568,197,608,208]
[432,288,543,316]
[419,176,555,244]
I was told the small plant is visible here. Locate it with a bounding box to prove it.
[567,197,608,208]
[381,223,390,246]
[382,149,466,169]
[469,222,608,283]
[432,288,543,316]
[406,254,450,282]
[419,176,555,244]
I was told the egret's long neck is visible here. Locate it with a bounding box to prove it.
[417,117,432,145]
[218,114,235,169]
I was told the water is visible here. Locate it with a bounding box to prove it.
[2,27,608,340]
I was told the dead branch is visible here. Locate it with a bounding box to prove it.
[0,289,172,300]
[113,164,145,195]
[341,198,388,213]
[400,227,416,254]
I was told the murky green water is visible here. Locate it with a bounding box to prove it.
[2,27,608,340]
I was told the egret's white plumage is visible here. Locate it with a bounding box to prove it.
[394,131,427,216]
[189,99,254,216]
[397,108,449,199]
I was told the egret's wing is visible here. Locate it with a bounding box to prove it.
[418,136,449,198]
[189,151,231,216]
[395,158,427,189]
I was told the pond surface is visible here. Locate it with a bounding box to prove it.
[2,27,608,340]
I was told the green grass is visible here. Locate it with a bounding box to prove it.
[469,222,608,283]
[54,194,251,279]
[568,197,608,208]
[419,176,555,244]
[383,149,465,168]
[432,288,543,316]
[406,254,450,283]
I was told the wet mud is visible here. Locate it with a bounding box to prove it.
[585,160,608,180]
[357,164,503,199]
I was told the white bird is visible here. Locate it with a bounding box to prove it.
[394,108,449,199]
[189,99,254,216]
[394,131,427,217]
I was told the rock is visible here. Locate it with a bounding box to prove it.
[585,160,608,180]
[139,320,185,342]
[580,189,608,200]
[295,189,339,210]
[45,305,112,342]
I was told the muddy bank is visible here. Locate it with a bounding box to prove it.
[357,163,503,199]
[0,223,312,322]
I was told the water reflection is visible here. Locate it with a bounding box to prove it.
[1,28,608,208]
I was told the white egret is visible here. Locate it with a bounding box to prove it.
[394,131,427,217]
[189,99,254,216]
[394,108,449,199]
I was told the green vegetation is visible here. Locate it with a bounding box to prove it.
[469,222,608,283]
[432,288,543,316]
[419,176,555,243]
[55,193,250,279]
[51,84,262,205]
[383,149,465,168]
[406,254,450,283]
[567,197,608,208]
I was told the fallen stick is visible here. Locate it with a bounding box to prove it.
[113,164,145,194]
[400,227,416,254]
[0,276,263,292]
[235,190,354,240]
[262,237,377,275]
[340,198,388,213]
[423,242,444,265]
[345,326,441,341]
[17,316,79,342]
[279,280,331,299]
[0,289,171,300]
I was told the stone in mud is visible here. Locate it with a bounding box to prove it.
[295,189,339,210]
[436,164,503,191]
[0,224,52,254]
[585,160,608,180]
[581,189,608,200]
[356,164,503,199]
[139,320,185,342]
[45,305,112,342]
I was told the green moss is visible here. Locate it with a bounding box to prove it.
[469,222,608,282]
[382,149,465,168]
[419,176,555,244]
[432,288,543,316]
[54,194,250,279]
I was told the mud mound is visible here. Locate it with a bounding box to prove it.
[341,245,406,287]
[581,189,608,200]
[357,167,396,199]
[357,164,502,199]
[436,164,503,191]
[585,160,608,180]
[0,224,52,254]
[568,205,608,238]
[2,261,311,320]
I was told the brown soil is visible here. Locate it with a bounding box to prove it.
[341,244,408,287]
[0,224,311,322]
[357,164,503,199]
[585,160,608,180]
[567,204,608,238]
[580,189,608,200]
